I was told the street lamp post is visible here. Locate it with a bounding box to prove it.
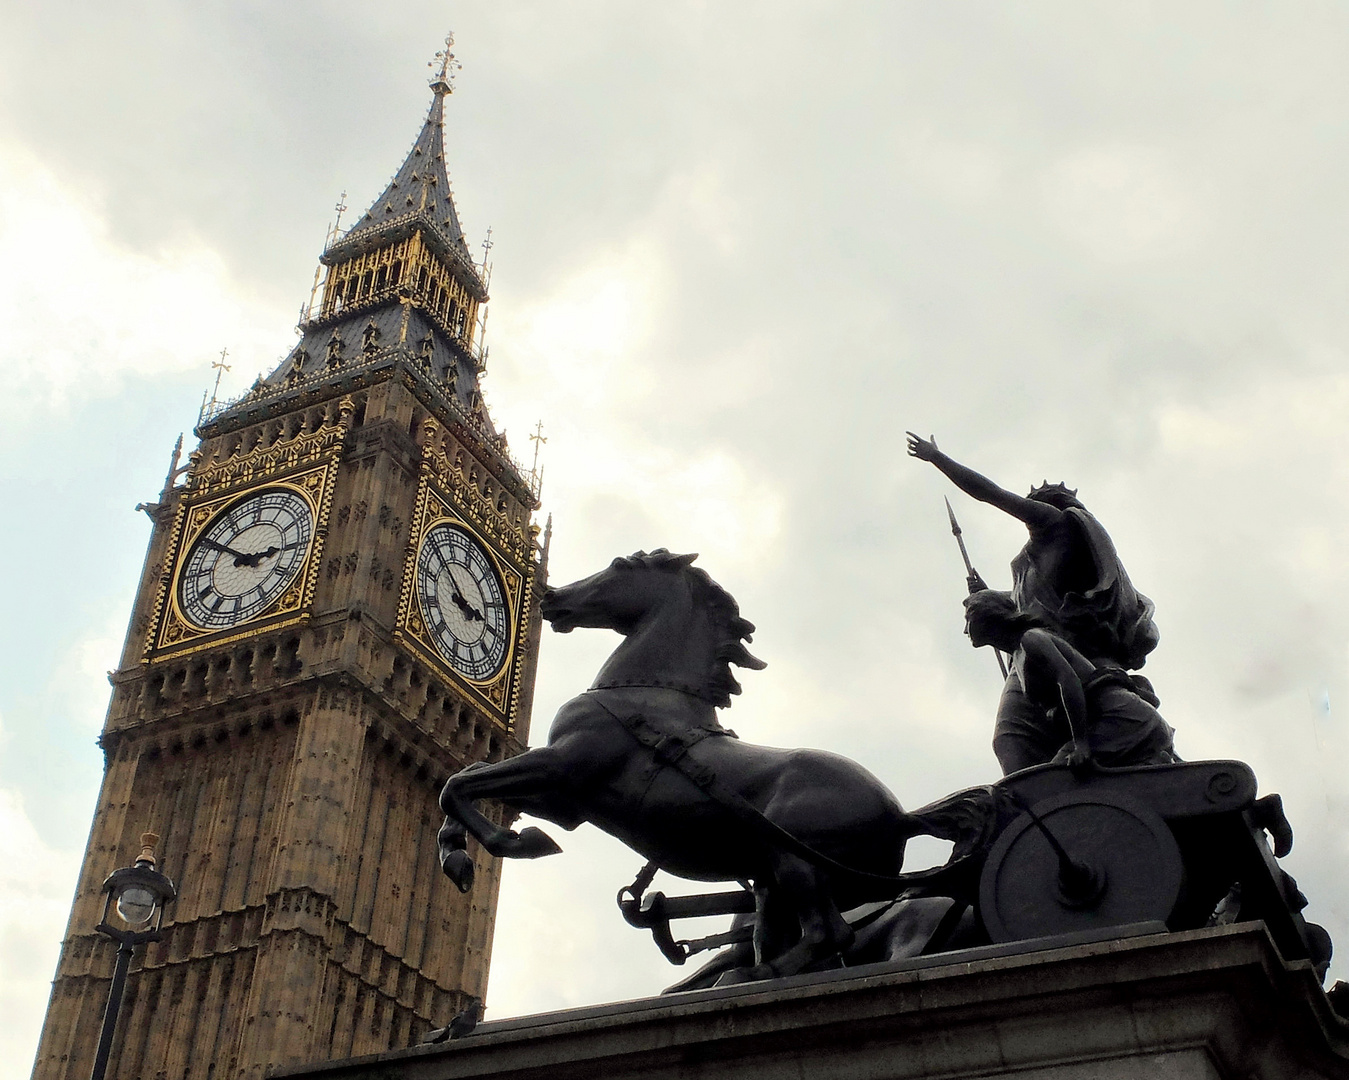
[89,832,176,1080]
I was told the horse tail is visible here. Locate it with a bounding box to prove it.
[907,786,1001,861]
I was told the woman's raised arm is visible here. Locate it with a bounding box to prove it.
[906,433,1060,531]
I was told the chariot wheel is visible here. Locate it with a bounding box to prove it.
[979,791,1183,944]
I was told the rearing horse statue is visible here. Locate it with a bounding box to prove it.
[436,549,925,980]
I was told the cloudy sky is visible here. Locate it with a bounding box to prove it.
[4,1,1349,1071]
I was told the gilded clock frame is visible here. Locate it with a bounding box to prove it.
[395,472,534,726]
[147,459,338,661]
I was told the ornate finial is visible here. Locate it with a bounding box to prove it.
[209,349,230,399]
[480,226,494,287]
[529,421,547,500]
[139,435,190,520]
[429,32,461,96]
[137,832,160,868]
[306,191,351,322]
[198,348,232,423]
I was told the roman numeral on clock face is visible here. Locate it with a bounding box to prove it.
[177,488,315,632]
[415,522,511,681]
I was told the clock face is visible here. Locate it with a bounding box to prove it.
[178,488,314,631]
[416,523,511,681]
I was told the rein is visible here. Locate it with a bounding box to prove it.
[588,678,724,705]
[586,693,939,888]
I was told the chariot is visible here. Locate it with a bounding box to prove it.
[437,550,1328,988]
[619,758,1326,988]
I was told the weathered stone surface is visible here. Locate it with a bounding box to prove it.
[272,923,1349,1080]
[30,102,548,1075]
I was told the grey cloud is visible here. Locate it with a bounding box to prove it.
[3,0,1348,1024]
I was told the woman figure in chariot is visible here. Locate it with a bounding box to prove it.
[963,588,1177,771]
[906,432,1163,774]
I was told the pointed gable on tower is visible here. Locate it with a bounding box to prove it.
[209,35,514,453]
[337,83,472,260]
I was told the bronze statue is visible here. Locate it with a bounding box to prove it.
[907,433,1160,774]
[436,550,933,981]
[431,548,1329,992]
[963,590,1177,772]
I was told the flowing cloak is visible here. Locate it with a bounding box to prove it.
[1009,507,1159,670]
[1072,667,1177,766]
[1013,662,1176,769]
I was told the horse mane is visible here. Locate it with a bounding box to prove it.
[625,549,767,707]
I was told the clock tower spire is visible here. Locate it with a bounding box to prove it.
[32,38,546,1080]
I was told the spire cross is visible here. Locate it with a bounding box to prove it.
[198,348,233,424]
[480,226,494,288]
[304,193,351,324]
[429,32,461,95]
[209,348,231,402]
[528,421,548,498]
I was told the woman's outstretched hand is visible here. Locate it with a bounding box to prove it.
[905,431,939,461]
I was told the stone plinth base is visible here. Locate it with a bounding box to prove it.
[272,923,1349,1079]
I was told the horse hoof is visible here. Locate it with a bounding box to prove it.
[1252,793,1294,858]
[512,826,563,859]
[442,850,475,892]
[438,820,468,852]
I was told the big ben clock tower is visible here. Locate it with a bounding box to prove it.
[32,40,546,1080]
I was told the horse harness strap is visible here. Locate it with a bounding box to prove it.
[629,716,725,791]
[588,695,914,886]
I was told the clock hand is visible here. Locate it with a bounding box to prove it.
[444,566,485,622]
[233,545,281,568]
[201,537,255,561]
[455,595,485,622]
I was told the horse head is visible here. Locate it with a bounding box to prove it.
[540,549,696,634]
[540,549,766,707]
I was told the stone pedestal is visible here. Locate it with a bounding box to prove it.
[271,923,1349,1079]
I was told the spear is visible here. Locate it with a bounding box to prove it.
[945,497,1009,679]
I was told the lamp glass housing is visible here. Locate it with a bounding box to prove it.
[115,886,157,927]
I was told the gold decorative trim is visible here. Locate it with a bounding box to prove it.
[320,230,482,351]
[146,457,340,662]
[416,419,534,566]
[191,422,346,499]
[394,463,535,726]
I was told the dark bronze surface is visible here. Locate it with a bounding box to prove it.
[433,548,1331,989]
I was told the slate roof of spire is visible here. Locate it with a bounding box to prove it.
[323,79,486,296]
